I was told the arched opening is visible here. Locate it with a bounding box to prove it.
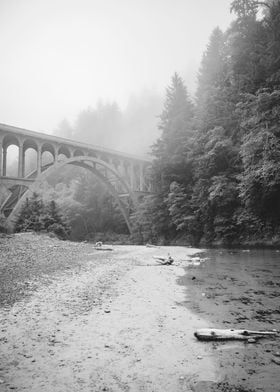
[5,145,19,177]
[58,146,71,162]
[23,139,39,178]
[41,143,55,168]
[88,151,97,158]
[24,148,37,177]
[73,149,84,157]
[2,135,20,177]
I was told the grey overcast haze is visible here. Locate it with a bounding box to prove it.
[0,0,234,139]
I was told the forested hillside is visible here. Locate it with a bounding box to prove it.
[131,0,280,246]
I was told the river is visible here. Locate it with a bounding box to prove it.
[179,248,280,392]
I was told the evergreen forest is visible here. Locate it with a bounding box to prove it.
[131,0,280,246]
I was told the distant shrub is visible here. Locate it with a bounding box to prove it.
[15,193,70,239]
[0,215,8,233]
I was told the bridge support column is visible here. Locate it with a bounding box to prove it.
[37,146,42,176]
[129,163,134,190]
[2,146,7,176]
[0,141,2,177]
[54,146,59,163]
[139,164,144,192]
[18,142,24,178]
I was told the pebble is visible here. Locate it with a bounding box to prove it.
[247,338,256,343]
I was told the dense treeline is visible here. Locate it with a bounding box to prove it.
[131,0,280,246]
[15,193,70,239]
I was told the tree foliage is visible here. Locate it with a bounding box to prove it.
[135,1,280,246]
[15,193,70,239]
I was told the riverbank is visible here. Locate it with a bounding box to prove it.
[0,234,214,391]
[0,234,279,391]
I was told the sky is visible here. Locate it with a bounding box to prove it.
[0,0,235,134]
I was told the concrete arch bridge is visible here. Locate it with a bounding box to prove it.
[0,124,154,233]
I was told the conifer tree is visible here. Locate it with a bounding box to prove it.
[195,27,233,133]
[152,72,194,188]
[15,193,70,239]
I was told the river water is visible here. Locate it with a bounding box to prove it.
[180,248,280,392]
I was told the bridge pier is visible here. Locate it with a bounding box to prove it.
[37,146,42,175]
[18,142,24,178]
[0,141,2,177]
[2,146,7,177]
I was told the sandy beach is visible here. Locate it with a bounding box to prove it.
[0,234,279,391]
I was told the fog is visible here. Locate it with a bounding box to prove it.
[0,0,234,154]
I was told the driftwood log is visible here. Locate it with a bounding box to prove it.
[194,328,279,341]
[94,246,113,251]
[153,256,174,265]
[94,242,113,251]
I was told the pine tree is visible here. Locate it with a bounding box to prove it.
[196,27,234,133]
[15,193,70,239]
[152,72,194,187]
[15,193,44,232]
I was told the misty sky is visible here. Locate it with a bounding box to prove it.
[0,0,234,134]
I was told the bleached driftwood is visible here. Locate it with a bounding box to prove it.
[153,255,174,265]
[194,328,279,341]
[94,242,113,251]
[94,247,113,251]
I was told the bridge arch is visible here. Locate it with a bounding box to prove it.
[58,145,71,159]
[7,155,138,233]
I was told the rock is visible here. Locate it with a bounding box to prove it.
[272,358,280,365]
[247,338,256,343]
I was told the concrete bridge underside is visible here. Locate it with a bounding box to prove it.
[0,124,153,232]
